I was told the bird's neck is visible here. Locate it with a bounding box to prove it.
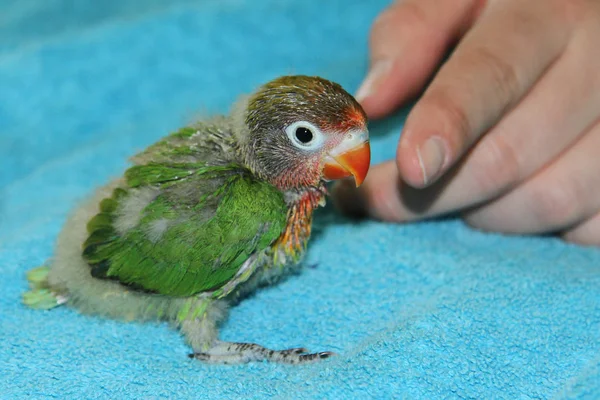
[270,185,327,263]
[282,184,327,208]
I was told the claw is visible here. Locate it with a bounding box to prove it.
[189,353,209,361]
[318,351,335,359]
[280,347,308,355]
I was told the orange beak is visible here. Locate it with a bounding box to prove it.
[323,131,371,187]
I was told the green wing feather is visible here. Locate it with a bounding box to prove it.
[82,158,288,297]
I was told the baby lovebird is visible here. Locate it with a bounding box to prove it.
[23,75,370,364]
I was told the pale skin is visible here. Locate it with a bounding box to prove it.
[333,0,600,246]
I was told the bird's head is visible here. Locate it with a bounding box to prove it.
[238,75,370,190]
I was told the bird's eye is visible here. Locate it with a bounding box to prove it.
[295,127,314,144]
[285,121,324,151]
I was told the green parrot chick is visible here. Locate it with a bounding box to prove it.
[23,75,371,364]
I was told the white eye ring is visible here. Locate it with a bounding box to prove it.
[284,121,324,151]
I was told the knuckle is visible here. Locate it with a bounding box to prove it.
[424,88,472,149]
[461,210,494,233]
[529,179,584,227]
[465,47,521,109]
[555,0,589,25]
[370,5,400,43]
[470,135,521,195]
[371,0,428,44]
[394,0,430,28]
[561,229,585,245]
[562,215,600,246]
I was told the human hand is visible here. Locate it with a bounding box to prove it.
[334,0,600,246]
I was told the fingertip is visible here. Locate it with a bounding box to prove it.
[330,179,368,219]
[354,59,396,119]
[355,60,391,103]
[359,0,477,119]
[397,131,451,189]
[356,60,422,120]
[331,162,411,222]
[396,138,427,188]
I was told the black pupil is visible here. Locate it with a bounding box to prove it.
[295,127,313,144]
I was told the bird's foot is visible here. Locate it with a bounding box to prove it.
[189,341,335,365]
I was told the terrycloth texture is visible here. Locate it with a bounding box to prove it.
[2,0,600,398]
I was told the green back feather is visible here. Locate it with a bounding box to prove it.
[82,160,288,297]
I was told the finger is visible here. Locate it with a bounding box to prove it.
[331,162,396,220]
[331,161,443,222]
[333,22,600,223]
[355,0,482,119]
[397,0,572,188]
[563,212,600,247]
[464,120,600,234]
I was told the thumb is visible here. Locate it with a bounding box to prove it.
[356,0,482,119]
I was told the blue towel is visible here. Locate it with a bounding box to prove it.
[2,1,599,398]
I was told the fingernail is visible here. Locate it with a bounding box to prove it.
[330,180,368,218]
[355,60,392,103]
[417,137,447,185]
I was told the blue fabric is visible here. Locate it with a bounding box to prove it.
[2,1,599,398]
